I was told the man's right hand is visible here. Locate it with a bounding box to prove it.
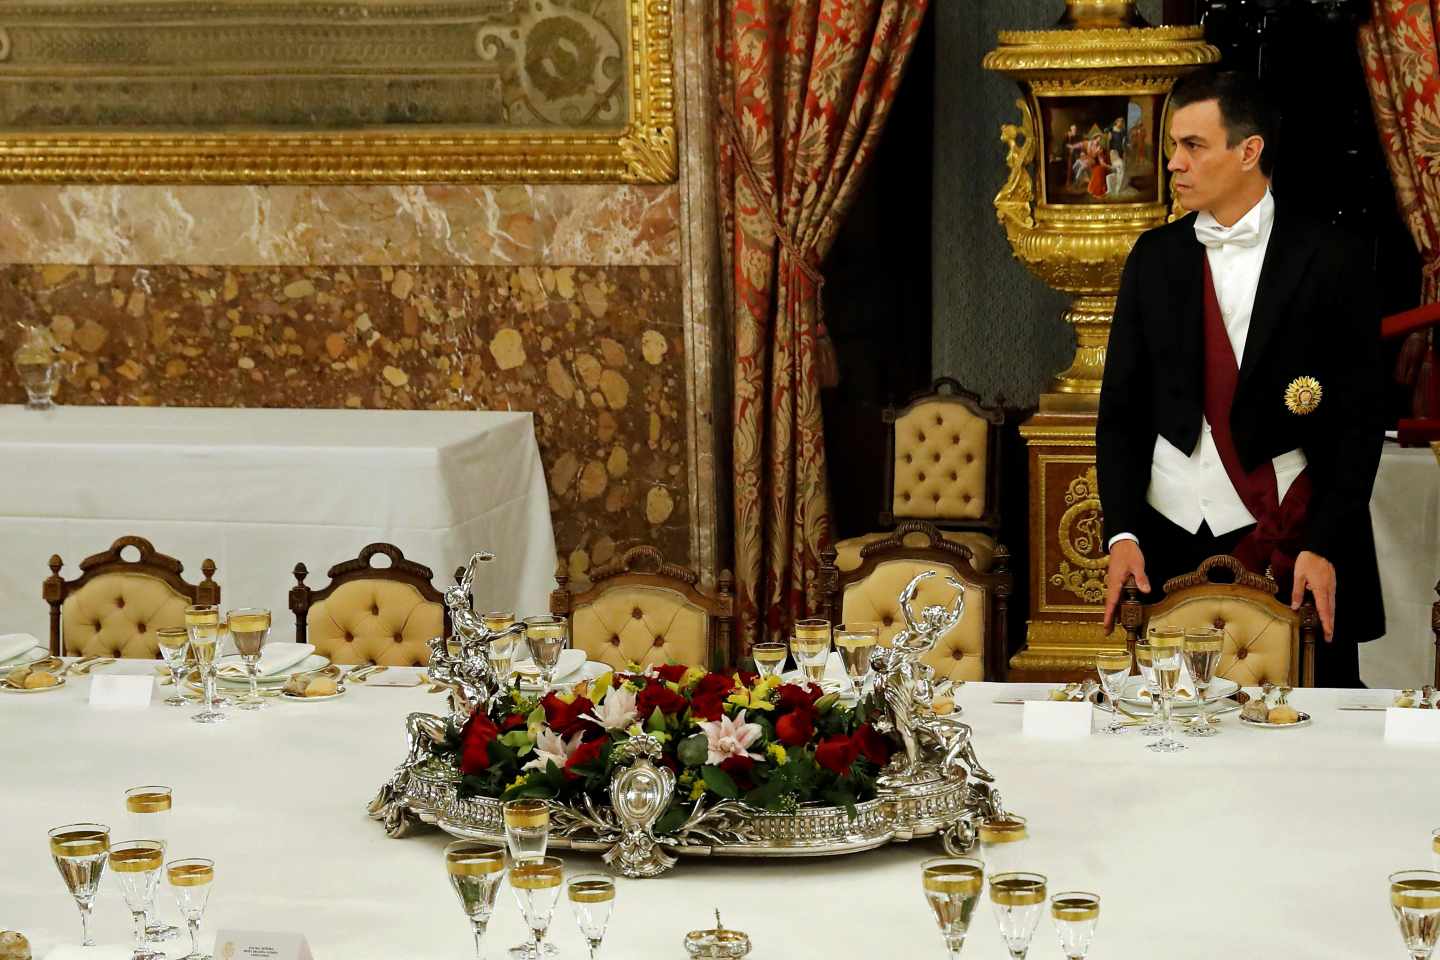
[1102,538,1150,631]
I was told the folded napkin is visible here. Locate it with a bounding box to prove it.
[0,633,41,663]
[218,643,315,678]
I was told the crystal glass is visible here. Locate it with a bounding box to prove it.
[1390,870,1440,959]
[509,857,564,960]
[791,618,831,683]
[1432,829,1440,872]
[155,627,191,708]
[49,823,110,947]
[167,858,215,960]
[445,841,506,960]
[1133,642,1162,736]
[1183,627,1224,738]
[14,323,63,410]
[990,871,1047,959]
[111,840,166,960]
[1146,632,1186,754]
[977,816,1028,879]
[569,873,616,960]
[1051,891,1100,959]
[751,642,788,680]
[835,622,879,691]
[484,611,517,633]
[922,856,984,958]
[185,605,226,724]
[522,616,568,690]
[504,799,551,863]
[227,607,271,711]
[124,786,178,943]
[1094,650,1132,735]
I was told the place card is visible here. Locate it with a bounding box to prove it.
[213,930,313,960]
[1021,700,1092,739]
[1384,707,1440,744]
[87,674,153,708]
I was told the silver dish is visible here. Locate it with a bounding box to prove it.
[1239,710,1311,730]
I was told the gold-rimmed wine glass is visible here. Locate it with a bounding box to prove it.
[835,622,879,693]
[445,841,506,960]
[124,786,178,943]
[990,871,1047,959]
[509,857,564,960]
[155,627,190,708]
[227,607,272,711]
[1094,650,1132,735]
[921,856,984,958]
[49,823,110,947]
[184,604,225,724]
[1390,870,1440,959]
[111,840,166,960]
[1183,627,1223,737]
[976,815,1028,879]
[1051,891,1100,959]
[1146,631,1186,754]
[522,616,568,690]
[568,873,616,959]
[486,612,518,691]
[167,858,214,960]
[750,642,787,680]
[1133,640,1162,736]
[791,618,831,684]
[504,799,550,863]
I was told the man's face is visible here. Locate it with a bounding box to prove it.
[1166,99,1262,213]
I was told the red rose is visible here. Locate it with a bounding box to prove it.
[774,707,815,746]
[636,680,688,718]
[736,670,760,687]
[775,683,823,712]
[541,692,594,738]
[501,712,528,732]
[563,735,609,779]
[652,663,690,683]
[694,672,736,698]
[718,754,756,790]
[815,733,861,775]
[690,692,726,722]
[854,723,894,767]
[458,711,500,775]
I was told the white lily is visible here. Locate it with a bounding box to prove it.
[522,727,585,772]
[698,708,764,766]
[586,685,639,731]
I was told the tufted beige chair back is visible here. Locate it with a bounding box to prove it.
[553,547,734,672]
[1119,556,1317,687]
[290,543,448,667]
[819,521,1012,683]
[44,536,220,658]
[883,378,1003,529]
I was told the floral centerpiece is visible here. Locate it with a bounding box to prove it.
[442,663,897,830]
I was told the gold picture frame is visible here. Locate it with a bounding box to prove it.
[0,0,676,184]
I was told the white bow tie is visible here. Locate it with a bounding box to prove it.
[1194,217,1262,250]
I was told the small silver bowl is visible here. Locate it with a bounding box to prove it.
[683,928,751,958]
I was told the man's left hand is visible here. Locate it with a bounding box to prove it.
[1291,550,1336,641]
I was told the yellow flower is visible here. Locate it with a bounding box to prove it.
[727,687,775,712]
[689,779,707,801]
[754,675,782,697]
[589,671,615,702]
[766,743,787,764]
[505,775,529,793]
[555,689,577,705]
[681,666,707,688]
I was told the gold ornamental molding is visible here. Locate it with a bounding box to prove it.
[0,0,677,184]
[1050,466,1107,603]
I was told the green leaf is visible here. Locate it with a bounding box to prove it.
[499,730,534,751]
[647,706,668,733]
[677,733,710,767]
[654,805,688,836]
[814,691,840,713]
[700,764,740,799]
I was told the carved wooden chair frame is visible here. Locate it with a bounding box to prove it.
[550,545,736,670]
[43,534,219,656]
[290,542,451,646]
[880,376,1005,534]
[1118,554,1319,687]
[1431,578,1439,688]
[818,520,1013,681]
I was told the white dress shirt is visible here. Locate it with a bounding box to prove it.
[1110,189,1307,549]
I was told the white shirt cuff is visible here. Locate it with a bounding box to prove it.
[1107,533,1138,550]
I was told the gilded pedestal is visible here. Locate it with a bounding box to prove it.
[985,2,1218,679]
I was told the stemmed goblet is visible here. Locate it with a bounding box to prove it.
[111,840,166,960]
[921,856,985,958]
[1094,650,1132,735]
[1183,626,1223,737]
[124,786,178,943]
[791,618,831,684]
[522,616,568,691]
[510,858,564,960]
[569,873,617,959]
[155,627,191,708]
[750,642,787,680]
[504,799,554,958]
[1146,630,1186,754]
[49,822,110,947]
[1390,870,1440,959]
[184,605,225,724]
[445,841,506,960]
[990,871,1048,959]
[227,607,272,711]
[834,622,879,695]
[1051,891,1100,959]
[167,858,215,960]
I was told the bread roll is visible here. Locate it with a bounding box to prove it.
[305,677,338,697]
[1267,704,1300,724]
[22,671,57,689]
[0,929,32,959]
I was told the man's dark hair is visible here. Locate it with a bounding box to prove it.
[1170,69,1277,176]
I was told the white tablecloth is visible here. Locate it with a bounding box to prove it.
[1365,444,1440,689]
[4,672,1436,959]
[0,406,557,643]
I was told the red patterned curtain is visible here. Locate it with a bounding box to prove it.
[717,0,930,649]
[1360,2,1440,417]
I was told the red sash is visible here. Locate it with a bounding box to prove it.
[1201,258,1311,580]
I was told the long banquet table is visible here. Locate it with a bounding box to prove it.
[0,406,557,641]
[5,668,1436,959]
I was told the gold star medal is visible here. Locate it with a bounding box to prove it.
[1284,376,1322,415]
